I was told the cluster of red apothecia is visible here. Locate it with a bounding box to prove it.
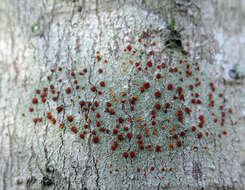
[22,24,234,177]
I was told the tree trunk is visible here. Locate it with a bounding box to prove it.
[1,0,245,189]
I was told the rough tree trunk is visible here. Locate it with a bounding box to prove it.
[0,0,245,189]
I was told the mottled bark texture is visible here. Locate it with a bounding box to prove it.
[0,0,245,189]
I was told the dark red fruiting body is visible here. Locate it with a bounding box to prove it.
[147,60,152,67]
[56,106,63,113]
[129,151,136,158]
[154,90,161,98]
[99,81,105,87]
[155,145,161,152]
[91,86,97,92]
[67,115,73,122]
[156,73,161,79]
[122,152,128,158]
[92,136,99,143]
[32,98,38,104]
[197,132,203,138]
[118,134,124,140]
[71,126,78,133]
[65,87,71,94]
[167,84,173,90]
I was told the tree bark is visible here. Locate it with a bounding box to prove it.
[0,0,245,189]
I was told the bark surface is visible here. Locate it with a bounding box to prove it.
[0,0,245,189]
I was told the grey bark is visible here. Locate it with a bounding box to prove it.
[0,0,245,189]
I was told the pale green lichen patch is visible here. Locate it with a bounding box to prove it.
[19,4,240,189]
